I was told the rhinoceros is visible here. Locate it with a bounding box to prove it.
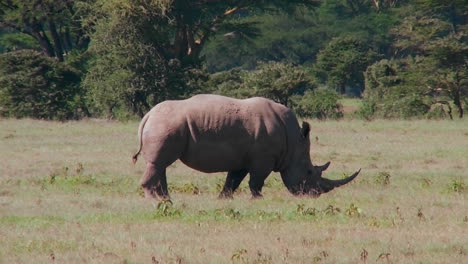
[132,94,360,199]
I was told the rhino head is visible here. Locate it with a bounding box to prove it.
[280,121,360,197]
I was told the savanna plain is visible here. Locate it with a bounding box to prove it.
[0,115,466,264]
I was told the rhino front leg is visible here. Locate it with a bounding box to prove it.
[248,169,272,199]
[140,163,170,200]
[218,169,249,199]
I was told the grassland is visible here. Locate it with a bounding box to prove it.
[0,118,466,264]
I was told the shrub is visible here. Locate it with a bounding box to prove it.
[292,89,343,119]
[0,50,83,120]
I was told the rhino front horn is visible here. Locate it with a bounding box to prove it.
[318,169,361,194]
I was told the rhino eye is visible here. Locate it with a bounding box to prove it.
[307,169,312,174]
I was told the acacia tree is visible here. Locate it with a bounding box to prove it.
[0,0,91,61]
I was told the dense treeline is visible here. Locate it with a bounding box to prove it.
[0,0,466,120]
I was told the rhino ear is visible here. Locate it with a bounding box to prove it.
[301,121,310,139]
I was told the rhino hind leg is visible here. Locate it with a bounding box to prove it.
[218,169,249,199]
[140,163,170,200]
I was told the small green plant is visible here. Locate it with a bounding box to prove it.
[345,203,362,217]
[45,164,97,187]
[296,203,318,216]
[215,208,242,220]
[154,201,181,218]
[374,172,391,186]
[367,217,381,227]
[323,205,341,216]
[169,183,201,195]
[231,248,248,264]
[448,179,465,193]
[252,251,272,264]
[256,210,282,221]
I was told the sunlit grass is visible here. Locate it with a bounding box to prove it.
[0,118,466,263]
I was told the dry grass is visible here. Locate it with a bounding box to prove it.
[0,118,466,264]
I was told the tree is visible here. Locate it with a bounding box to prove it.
[0,0,91,61]
[313,36,380,95]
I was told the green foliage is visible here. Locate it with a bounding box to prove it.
[313,36,380,95]
[292,89,343,119]
[0,0,465,120]
[0,50,84,120]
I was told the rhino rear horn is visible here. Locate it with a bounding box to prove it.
[316,161,331,172]
[319,169,361,194]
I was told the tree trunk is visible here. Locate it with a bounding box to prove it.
[173,16,188,60]
[48,18,64,61]
[452,90,463,118]
[31,30,55,58]
[339,83,346,94]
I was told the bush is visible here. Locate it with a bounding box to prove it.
[0,50,84,120]
[292,89,343,119]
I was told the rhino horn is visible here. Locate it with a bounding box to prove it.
[315,161,331,172]
[318,169,361,194]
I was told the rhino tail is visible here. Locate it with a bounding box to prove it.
[132,112,150,164]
